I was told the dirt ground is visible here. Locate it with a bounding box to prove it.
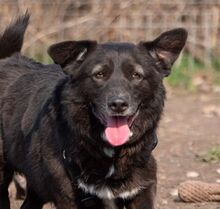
[155,89,220,209]
[10,89,220,209]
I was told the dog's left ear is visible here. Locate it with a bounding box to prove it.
[138,28,187,77]
[48,40,97,68]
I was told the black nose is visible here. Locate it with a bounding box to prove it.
[108,98,129,113]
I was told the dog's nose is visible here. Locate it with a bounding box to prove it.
[108,98,129,113]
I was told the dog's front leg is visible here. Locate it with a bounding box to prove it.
[55,202,77,209]
[125,182,156,209]
[20,188,45,209]
[54,195,77,209]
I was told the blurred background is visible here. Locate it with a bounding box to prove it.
[0,0,220,89]
[1,1,219,209]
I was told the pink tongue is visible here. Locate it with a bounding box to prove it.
[105,117,130,146]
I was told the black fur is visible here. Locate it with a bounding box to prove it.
[0,11,29,59]
[0,13,187,209]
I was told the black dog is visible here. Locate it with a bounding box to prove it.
[0,13,187,209]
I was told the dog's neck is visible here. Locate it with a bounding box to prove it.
[62,131,156,184]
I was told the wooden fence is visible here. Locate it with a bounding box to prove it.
[0,0,219,65]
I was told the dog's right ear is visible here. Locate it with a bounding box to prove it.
[48,40,97,68]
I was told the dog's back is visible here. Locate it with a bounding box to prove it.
[0,13,64,192]
[0,12,63,97]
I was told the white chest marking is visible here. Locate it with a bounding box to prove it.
[78,180,142,199]
[105,165,115,178]
[118,188,140,199]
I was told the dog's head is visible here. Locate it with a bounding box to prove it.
[48,28,187,147]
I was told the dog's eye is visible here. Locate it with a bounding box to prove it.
[94,71,105,79]
[132,72,143,80]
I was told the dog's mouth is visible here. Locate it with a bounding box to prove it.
[92,106,139,147]
[104,115,133,147]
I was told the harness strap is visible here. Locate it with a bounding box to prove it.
[62,149,98,207]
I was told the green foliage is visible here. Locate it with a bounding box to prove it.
[212,57,220,72]
[201,147,220,163]
[33,53,53,64]
[165,53,220,90]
